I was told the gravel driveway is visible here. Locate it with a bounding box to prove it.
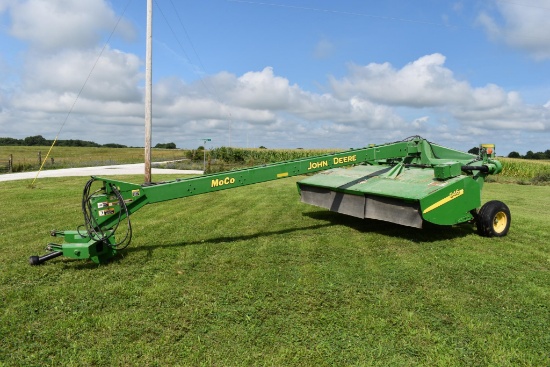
[0,163,203,182]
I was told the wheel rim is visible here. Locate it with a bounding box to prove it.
[493,211,508,233]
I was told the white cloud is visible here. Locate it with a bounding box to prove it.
[16,48,142,105]
[1,0,550,153]
[330,54,471,107]
[412,116,430,129]
[313,39,335,59]
[7,0,135,52]
[224,67,297,110]
[452,2,464,13]
[148,67,405,132]
[477,1,550,60]
[329,53,550,132]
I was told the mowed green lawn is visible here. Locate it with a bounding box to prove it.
[1,175,549,366]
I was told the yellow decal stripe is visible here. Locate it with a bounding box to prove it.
[423,189,464,214]
[277,172,289,178]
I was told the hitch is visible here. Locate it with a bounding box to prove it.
[29,251,63,265]
[29,230,118,265]
[29,178,133,265]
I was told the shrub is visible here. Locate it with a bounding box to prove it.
[532,172,550,185]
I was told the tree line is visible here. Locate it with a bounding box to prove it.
[3,136,547,158]
[506,150,550,160]
[0,135,177,149]
[467,147,550,160]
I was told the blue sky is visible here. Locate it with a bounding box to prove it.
[1,0,550,155]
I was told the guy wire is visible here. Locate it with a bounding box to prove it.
[30,0,134,187]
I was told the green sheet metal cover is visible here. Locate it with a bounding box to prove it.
[298,165,464,201]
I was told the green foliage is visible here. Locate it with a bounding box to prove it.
[56,139,101,147]
[185,148,204,162]
[0,135,127,148]
[211,147,338,164]
[194,147,340,173]
[0,137,23,145]
[23,135,48,146]
[9,162,36,173]
[511,149,550,160]
[531,172,550,184]
[101,143,127,148]
[155,142,177,149]
[499,158,550,184]
[1,177,549,366]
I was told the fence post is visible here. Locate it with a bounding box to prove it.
[8,154,13,173]
[38,151,42,166]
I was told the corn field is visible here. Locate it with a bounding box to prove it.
[183,147,340,173]
[193,149,550,182]
[209,147,339,164]
[499,157,550,182]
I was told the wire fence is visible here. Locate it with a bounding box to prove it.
[0,153,49,174]
[0,155,13,173]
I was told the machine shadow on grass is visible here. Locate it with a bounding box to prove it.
[119,210,472,258]
[54,210,474,269]
[56,222,336,269]
[303,210,474,242]
[123,222,336,253]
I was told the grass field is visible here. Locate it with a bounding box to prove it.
[0,146,186,172]
[1,173,549,366]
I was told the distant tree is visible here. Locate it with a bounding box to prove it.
[154,142,177,149]
[185,148,204,161]
[103,143,127,148]
[468,147,480,155]
[525,150,535,159]
[24,135,48,146]
[258,146,267,149]
[57,139,100,147]
[507,151,521,158]
[0,137,23,146]
[545,150,550,159]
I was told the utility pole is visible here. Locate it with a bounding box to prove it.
[202,138,211,173]
[144,0,153,183]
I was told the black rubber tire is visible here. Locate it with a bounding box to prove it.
[476,200,511,237]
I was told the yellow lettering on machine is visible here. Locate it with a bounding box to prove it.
[211,177,236,188]
[423,189,464,214]
[308,160,329,170]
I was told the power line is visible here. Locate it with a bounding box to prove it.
[154,0,235,146]
[155,0,215,97]
[31,0,134,186]
[227,0,452,28]
[168,0,210,81]
[495,0,550,11]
